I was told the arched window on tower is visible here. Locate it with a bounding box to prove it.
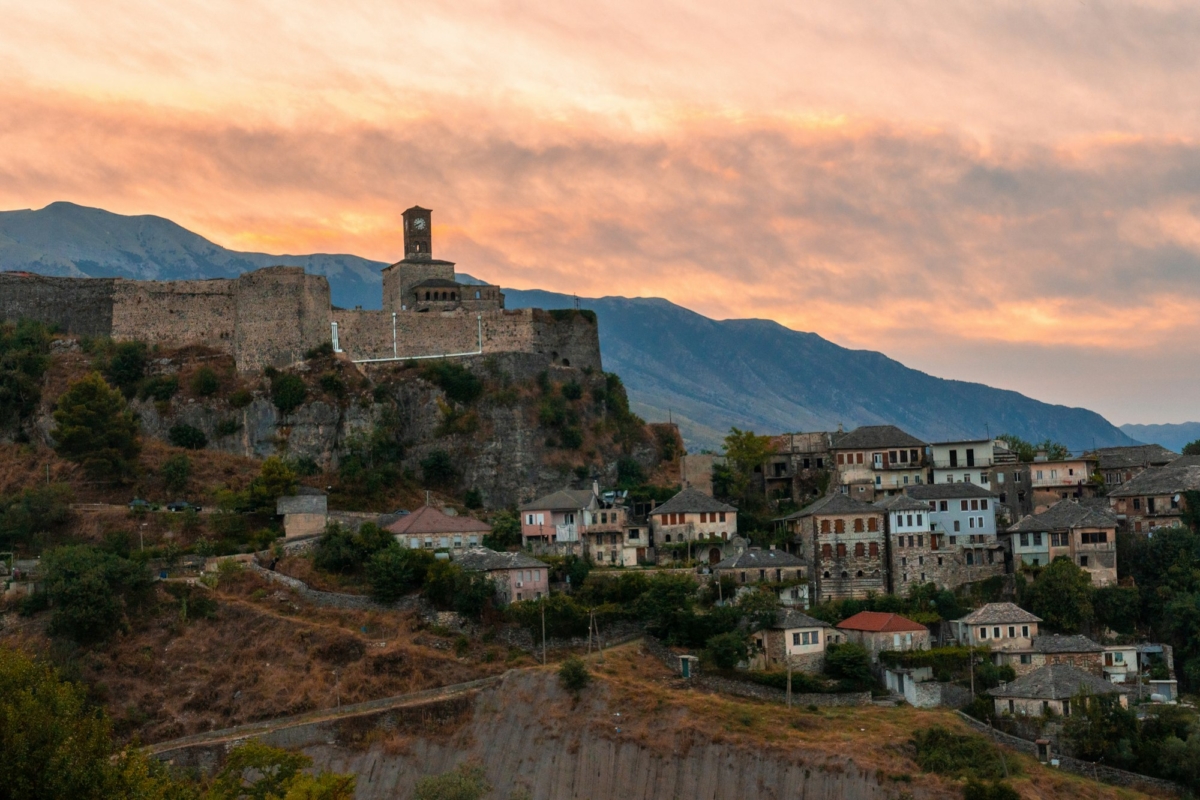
[425,291,430,300]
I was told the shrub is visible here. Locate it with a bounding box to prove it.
[305,341,335,360]
[559,427,584,449]
[464,489,483,509]
[0,483,74,550]
[168,423,207,450]
[911,726,1015,781]
[484,510,521,550]
[40,545,154,643]
[413,763,490,800]
[138,375,179,402]
[963,780,1020,800]
[215,418,241,437]
[0,319,52,427]
[51,373,141,479]
[104,341,148,397]
[559,656,591,695]
[705,631,748,670]
[270,373,307,415]
[824,642,873,689]
[561,381,583,401]
[367,547,435,603]
[616,457,645,489]
[160,453,191,493]
[319,372,346,398]
[423,361,484,405]
[229,388,254,409]
[190,366,220,396]
[421,450,458,487]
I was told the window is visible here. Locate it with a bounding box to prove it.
[981,499,989,510]
[906,514,913,527]
[908,535,914,547]
[1022,625,1029,637]
[1080,555,1089,567]
[900,449,908,463]
[854,542,865,557]
[854,518,864,532]
[917,535,923,547]
[793,632,801,646]
[868,517,878,532]
[719,512,727,523]
[1032,532,1042,546]
[1008,626,1015,638]
[961,500,969,511]
[971,499,980,511]
[821,520,831,533]
[911,449,919,463]
[993,626,1001,639]
[940,501,949,511]
[835,519,845,533]
[1114,652,1124,663]
[1020,654,1031,665]
[979,627,988,639]
[966,551,974,565]
[1020,533,1029,547]
[836,543,847,557]
[978,516,985,529]
[889,451,898,463]
[893,634,902,648]
[869,542,879,557]
[817,458,824,468]
[838,453,845,465]
[998,472,1005,484]
[916,514,923,526]
[953,520,961,532]
[969,517,975,529]
[1133,498,1141,510]
[875,475,882,487]
[526,514,535,525]
[1081,531,1108,544]
[856,453,864,464]
[1036,470,1043,480]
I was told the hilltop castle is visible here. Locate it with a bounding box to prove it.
[0,206,601,373]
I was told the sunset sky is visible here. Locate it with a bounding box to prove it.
[2,0,1199,425]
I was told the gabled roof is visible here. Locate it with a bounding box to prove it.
[1007,499,1118,533]
[956,602,1041,625]
[771,609,831,630]
[988,664,1126,699]
[906,483,998,501]
[832,425,927,450]
[649,487,737,516]
[386,505,491,535]
[519,489,595,512]
[1031,634,1104,654]
[1088,444,1179,471]
[1108,462,1200,498]
[453,546,545,572]
[836,611,927,633]
[875,495,930,513]
[786,493,882,519]
[713,548,804,570]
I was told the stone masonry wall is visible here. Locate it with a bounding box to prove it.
[233,267,331,371]
[111,278,236,350]
[0,272,116,336]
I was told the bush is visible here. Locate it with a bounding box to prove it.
[559,427,584,449]
[464,489,483,509]
[190,366,220,396]
[705,631,748,670]
[270,373,307,415]
[824,642,872,686]
[160,453,191,493]
[138,375,178,402]
[616,457,645,489]
[421,450,458,487]
[484,510,521,550]
[962,780,1020,800]
[911,726,1015,781]
[0,484,74,550]
[319,372,346,398]
[414,763,490,800]
[229,388,254,409]
[215,417,241,437]
[423,361,484,405]
[51,372,141,479]
[0,319,52,427]
[305,342,335,360]
[40,545,154,643]
[168,423,207,450]
[559,656,591,694]
[367,547,435,603]
[104,341,148,397]
[561,381,583,401]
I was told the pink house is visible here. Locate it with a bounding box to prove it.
[454,547,549,605]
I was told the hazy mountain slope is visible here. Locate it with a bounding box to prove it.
[503,289,1137,451]
[1120,422,1200,453]
[0,201,386,309]
[0,201,1137,452]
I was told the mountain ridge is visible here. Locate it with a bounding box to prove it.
[0,201,1139,451]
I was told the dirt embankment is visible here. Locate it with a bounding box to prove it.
[292,645,1145,800]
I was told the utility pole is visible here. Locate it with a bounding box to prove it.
[787,655,794,708]
[969,649,976,701]
[541,597,547,665]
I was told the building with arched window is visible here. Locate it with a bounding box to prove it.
[781,494,886,602]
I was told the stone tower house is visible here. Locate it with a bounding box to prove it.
[381,206,503,314]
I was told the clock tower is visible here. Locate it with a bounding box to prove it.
[402,206,432,261]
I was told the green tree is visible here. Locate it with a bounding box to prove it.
[423,559,464,608]
[169,423,208,450]
[558,656,591,694]
[1094,584,1140,635]
[51,372,141,479]
[422,362,484,405]
[104,340,148,398]
[1018,557,1094,633]
[0,319,52,427]
[413,763,490,800]
[41,545,154,643]
[271,373,308,415]
[247,457,298,512]
[0,483,73,550]
[205,740,353,800]
[824,642,873,689]
[1062,691,1140,766]
[705,631,748,670]
[633,573,698,642]
[484,510,521,550]
[190,366,220,396]
[737,587,781,631]
[722,427,774,501]
[0,646,197,800]
[1183,440,1200,457]
[367,547,434,603]
[161,453,192,494]
[420,450,458,487]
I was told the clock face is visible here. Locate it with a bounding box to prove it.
[412,217,428,231]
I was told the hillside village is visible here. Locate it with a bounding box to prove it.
[2,214,1200,798]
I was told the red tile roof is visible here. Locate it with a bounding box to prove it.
[386,505,491,535]
[836,611,927,633]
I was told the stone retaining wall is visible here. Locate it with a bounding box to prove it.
[955,711,1181,795]
[249,563,415,612]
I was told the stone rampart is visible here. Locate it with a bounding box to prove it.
[111,278,236,350]
[0,272,116,336]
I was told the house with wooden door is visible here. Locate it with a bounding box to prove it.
[648,487,738,563]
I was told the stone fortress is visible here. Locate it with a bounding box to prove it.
[0,206,601,373]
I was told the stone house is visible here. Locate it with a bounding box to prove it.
[387,505,491,551]
[713,547,808,607]
[761,432,837,506]
[835,611,930,661]
[990,443,1034,522]
[905,483,1005,584]
[989,664,1128,718]
[1087,444,1179,491]
[829,425,928,501]
[1108,458,1200,534]
[453,547,548,605]
[1029,456,1100,513]
[648,487,738,562]
[752,609,831,672]
[952,603,1042,652]
[1005,499,1118,585]
[994,634,1105,677]
[276,488,328,538]
[783,494,887,602]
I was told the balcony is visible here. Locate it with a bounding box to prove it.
[931,459,992,470]
[555,524,579,543]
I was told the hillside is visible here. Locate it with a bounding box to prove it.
[0,201,1137,451]
[1120,422,1200,453]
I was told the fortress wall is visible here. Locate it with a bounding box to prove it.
[0,273,116,336]
[233,267,332,371]
[111,278,236,350]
